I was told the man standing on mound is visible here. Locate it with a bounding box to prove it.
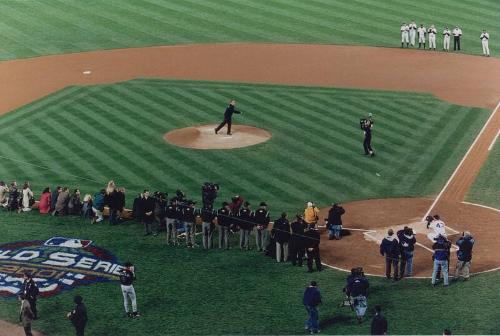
[215,99,241,135]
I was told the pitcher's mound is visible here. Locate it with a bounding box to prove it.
[164,124,272,149]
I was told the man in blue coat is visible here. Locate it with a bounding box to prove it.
[380,229,400,280]
[303,281,322,334]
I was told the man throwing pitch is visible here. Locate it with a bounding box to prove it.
[215,99,241,135]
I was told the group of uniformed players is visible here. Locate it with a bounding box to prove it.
[400,20,490,56]
[133,189,323,272]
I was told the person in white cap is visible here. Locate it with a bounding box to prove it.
[428,25,437,50]
[453,26,462,51]
[443,27,451,51]
[417,24,427,49]
[400,23,410,48]
[304,202,320,226]
[408,20,417,47]
[480,29,490,56]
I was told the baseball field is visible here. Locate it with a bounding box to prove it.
[0,1,499,335]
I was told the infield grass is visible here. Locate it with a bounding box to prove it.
[0,211,499,335]
[0,80,490,213]
[0,0,498,60]
[467,140,500,209]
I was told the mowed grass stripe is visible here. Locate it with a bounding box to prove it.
[0,80,490,212]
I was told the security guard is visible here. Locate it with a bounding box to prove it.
[254,202,271,252]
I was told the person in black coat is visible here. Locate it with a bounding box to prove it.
[217,202,232,250]
[214,99,241,135]
[304,224,322,272]
[397,226,416,278]
[22,273,39,319]
[361,113,375,157]
[326,203,345,240]
[132,193,144,222]
[50,186,61,212]
[237,202,254,250]
[106,189,121,225]
[289,215,306,266]
[67,295,87,336]
[272,212,291,262]
[371,305,388,335]
[141,190,155,236]
[380,229,400,280]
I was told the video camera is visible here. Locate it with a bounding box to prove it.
[202,182,219,208]
[170,189,195,208]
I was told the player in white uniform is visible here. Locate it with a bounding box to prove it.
[417,24,426,49]
[480,30,490,56]
[443,27,451,51]
[409,20,417,47]
[401,23,409,48]
[426,215,446,242]
[428,25,437,50]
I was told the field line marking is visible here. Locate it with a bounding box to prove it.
[488,130,500,151]
[461,201,500,213]
[422,101,500,221]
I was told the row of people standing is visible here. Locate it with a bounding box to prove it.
[0,181,34,212]
[400,21,490,56]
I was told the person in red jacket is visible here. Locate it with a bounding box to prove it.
[38,187,51,214]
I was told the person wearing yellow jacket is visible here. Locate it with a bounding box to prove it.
[304,202,320,226]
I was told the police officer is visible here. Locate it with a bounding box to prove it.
[254,202,270,252]
[119,262,140,318]
[22,273,39,320]
[362,113,375,157]
[217,202,232,249]
[238,202,254,250]
[200,205,215,249]
[165,201,177,245]
[304,224,322,273]
[214,99,241,135]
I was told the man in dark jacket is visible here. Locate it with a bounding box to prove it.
[346,270,369,323]
[454,231,474,281]
[272,212,291,262]
[141,190,155,236]
[290,215,306,266]
[214,99,241,135]
[106,189,121,225]
[217,202,232,250]
[379,229,400,280]
[371,305,388,335]
[431,234,451,286]
[200,205,215,249]
[303,281,322,334]
[182,201,197,247]
[397,226,416,278]
[254,202,270,252]
[22,273,39,319]
[50,186,61,212]
[67,295,87,336]
[326,203,345,240]
[304,224,322,273]
[165,201,177,245]
[237,202,254,250]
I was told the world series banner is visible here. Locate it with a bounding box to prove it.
[0,237,123,299]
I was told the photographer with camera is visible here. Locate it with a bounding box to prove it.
[254,202,271,252]
[217,202,232,250]
[454,231,475,281]
[237,202,254,250]
[431,234,451,287]
[397,226,416,278]
[326,203,345,240]
[346,267,369,323]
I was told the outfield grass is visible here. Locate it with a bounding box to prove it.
[0,211,499,335]
[0,0,498,60]
[467,141,500,209]
[0,80,490,213]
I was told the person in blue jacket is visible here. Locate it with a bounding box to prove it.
[303,281,322,334]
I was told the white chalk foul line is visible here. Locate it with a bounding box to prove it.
[488,130,500,151]
[461,201,500,213]
[422,101,500,221]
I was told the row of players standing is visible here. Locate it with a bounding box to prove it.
[132,190,325,272]
[400,21,490,56]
